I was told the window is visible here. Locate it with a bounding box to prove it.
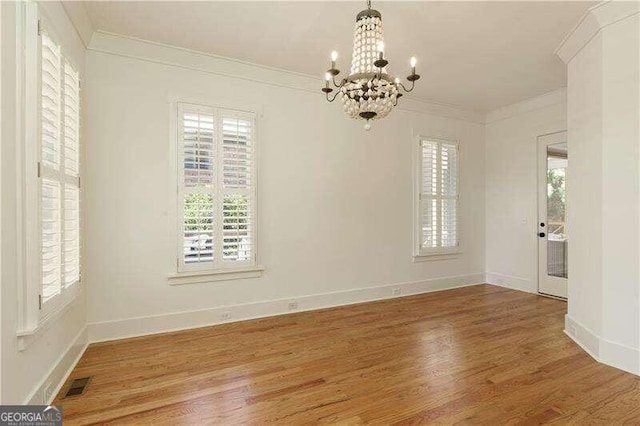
[415,137,459,256]
[38,28,81,316]
[176,103,258,275]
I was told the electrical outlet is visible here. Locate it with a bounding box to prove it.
[495,278,504,285]
[220,311,231,321]
[392,288,401,296]
[43,382,53,404]
[568,325,577,337]
[288,302,298,311]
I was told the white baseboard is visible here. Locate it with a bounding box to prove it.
[565,314,639,376]
[600,336,640,376]
[24,326,89,405]
[88,273,484,343]
[485,272,535,294]
[564,314,600,360]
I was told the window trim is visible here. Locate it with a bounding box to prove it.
[413,135,461,259]
[18,2,82,348]
[170,99,262,283]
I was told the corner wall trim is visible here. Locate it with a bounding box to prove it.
[564,314,639,376]
[555,1,640,64]
[24,326,89,405]
[88,273,484,343]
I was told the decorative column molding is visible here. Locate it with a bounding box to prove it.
[555,0,639,64]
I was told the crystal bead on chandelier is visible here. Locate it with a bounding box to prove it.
[322,0,420,130]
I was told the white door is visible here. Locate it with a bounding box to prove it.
[538,131,568,299]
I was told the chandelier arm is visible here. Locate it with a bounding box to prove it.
[326,90,341,102]
[398,80,415,93]
[332,76,346,88]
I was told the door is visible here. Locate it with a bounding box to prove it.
[538,131,568,299]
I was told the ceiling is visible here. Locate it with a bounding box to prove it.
[82,1,594,111]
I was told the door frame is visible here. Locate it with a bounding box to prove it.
[537,130,568,299]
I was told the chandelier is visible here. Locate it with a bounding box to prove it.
[322,0,420,130]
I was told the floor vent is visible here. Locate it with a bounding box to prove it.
[63,377,92,398]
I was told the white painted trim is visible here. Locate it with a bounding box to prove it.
[86,31,485,124]
[536,131,568,299]
[24,326,88,405]
[413,253,461,262]
[565,314,639,376]
[484,88,567,124]
[17,289,83,350]
[168,267,264,285]
[485,272,536,294]
[564,314,600,360]
[555,0,640,64]
[60,1,94,48]
[88,273,484,343]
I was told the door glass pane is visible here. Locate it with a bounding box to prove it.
[547,143,568,278]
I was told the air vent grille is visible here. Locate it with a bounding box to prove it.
[63,377,92,398]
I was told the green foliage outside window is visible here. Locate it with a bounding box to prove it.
[547,169,566,224]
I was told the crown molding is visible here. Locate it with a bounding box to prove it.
[59,0,94,48]
[555,0,640,64]
[484,88,566,124]
[87,31,485,124]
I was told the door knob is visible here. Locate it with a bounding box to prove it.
[539,232,546,238]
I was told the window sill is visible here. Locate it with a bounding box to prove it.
[413,251,461,262]
[168,266,264,286]
[17,288,82,351]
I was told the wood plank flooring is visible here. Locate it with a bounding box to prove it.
[55,284,640,424]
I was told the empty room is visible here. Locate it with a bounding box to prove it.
[1,0,639,423]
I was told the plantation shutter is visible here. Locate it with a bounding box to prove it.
[440,142,458,248]
[40,32,62,302]
[180,105,216,266]
[63,60,81,287]
[419,138,458,253]
[178,104,257,271]
[221,112,254,263]
[39,30,81,309]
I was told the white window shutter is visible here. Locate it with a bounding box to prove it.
[440,142,458,248]
[419,138,459,253]
[41,33,61,170]
[180,106,216,266]
[63,185,80,286]
[178,104,257,271]
[183,193,215,264]
[421,140,438,249]
[39,28,82,311]
[63,60,80,176]
[183,110,215,188]
[221,113,254,263]
[41,179,62,301]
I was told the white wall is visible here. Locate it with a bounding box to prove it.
[84,33,485,341]
[484,89,567,293]
[1,1,88,404]
[564,10,639,374]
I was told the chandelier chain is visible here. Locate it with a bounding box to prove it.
[367,0,372,10]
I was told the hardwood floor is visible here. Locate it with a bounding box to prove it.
[55,284,640,424]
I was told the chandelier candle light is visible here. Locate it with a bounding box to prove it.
[321,0,420,130]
